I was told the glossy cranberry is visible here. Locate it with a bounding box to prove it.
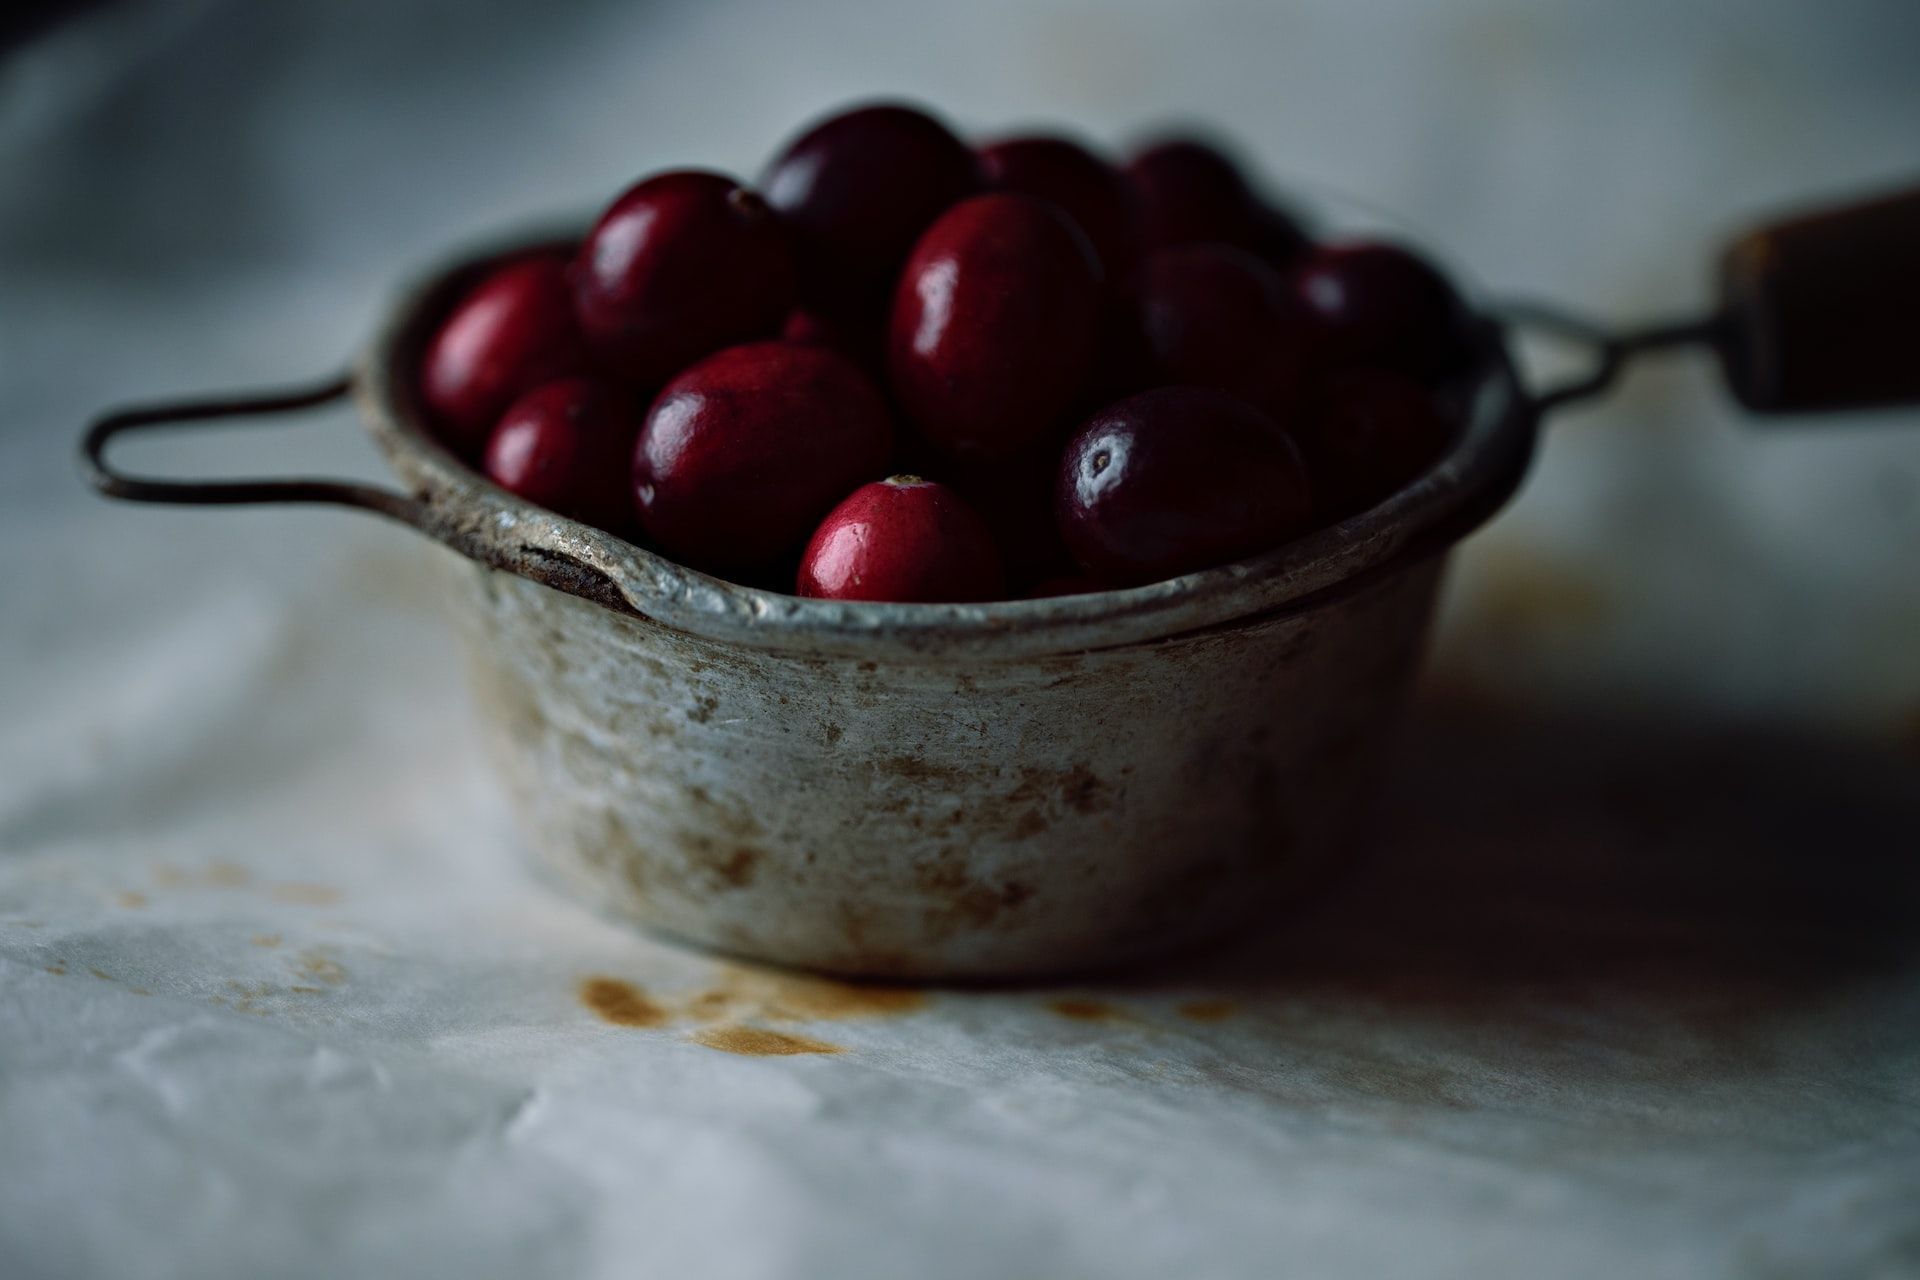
[763,103,978,321]
[1291,241,1469,380]
[420,255,590,455]
[889,194,1102,461]
[977,135,1139,277]
[797,477,1004,603]
[781,307,885,381]
[635,342,893,575]
[1296,368,1451,516]
[1056,386,1314,583]
[571,171,795,388]
[1129,243,1314,421]
[483,378,641,533]
[1125,137,1311,267]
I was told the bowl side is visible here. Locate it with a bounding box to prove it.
[452,547,1445,979]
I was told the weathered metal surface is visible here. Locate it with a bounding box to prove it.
[454,555,1442,977]
[344,235,1535,978]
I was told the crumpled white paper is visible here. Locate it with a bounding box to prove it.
[6,2,1920,1277]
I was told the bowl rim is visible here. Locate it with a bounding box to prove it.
[353,229,1538,662]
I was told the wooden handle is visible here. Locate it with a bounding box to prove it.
[1717,185,1920,413]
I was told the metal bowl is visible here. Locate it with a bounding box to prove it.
[335,242,1535,978]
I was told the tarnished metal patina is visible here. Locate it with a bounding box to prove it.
[345,244,1535,978]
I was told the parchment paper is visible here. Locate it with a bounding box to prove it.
[4,2,1918,1277]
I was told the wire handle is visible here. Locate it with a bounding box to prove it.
[80,372,641,616]
[1496,304,1724,414]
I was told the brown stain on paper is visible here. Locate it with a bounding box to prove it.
[687,964,926,1023]
[115,891,148,909]
[689,1026,843,1057]
[578,962,924,1053]
[1047,997,1126,1023]
[296,951,346,986]
[579,977,670,1028]
[1178,999,1239,1024]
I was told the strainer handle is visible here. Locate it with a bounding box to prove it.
[1717,185,1920,414]
[1508,185,1920,419]
[78,373,426,519]
[80,373,641,616]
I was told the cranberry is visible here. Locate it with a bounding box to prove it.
[977,135,1139,277]
[763,103,978,321]
[635,341,893,575]
[1296,368,1451,516]
[1056,386,1314,582]
[781,307,885,381]
[483,378,641,533]
[797,477,1004,603]
[1125,137,1311,267]
[1291,241,1469,380]
[571,171,794,388]
[889,194,1102,461]
[420,255,590,455]
[1129,243,1313,421]
[945,442,1080,589]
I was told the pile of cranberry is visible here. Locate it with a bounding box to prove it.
[419,102,1473,603]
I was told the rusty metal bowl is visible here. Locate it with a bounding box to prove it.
[358,245,1535,979]
[82,186,1917,977]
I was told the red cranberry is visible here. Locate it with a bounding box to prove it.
[1296,368,1451,516]
[1125,137,1311,268]
[420,255,589,455]
[483,378,641,533]
[797,477,1004,603]
[1056,386,1314,583]
[977,135,1139,277]
[889,194,1102,461]
[571,171,795,388]
[763,103,978,321]
[1129,243,1314,421]
[635,341,893,575]
[1291,241,1469,381]
[780,307,885,381]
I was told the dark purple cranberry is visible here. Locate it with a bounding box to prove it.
[797,477,1004,603]
[1056,386,1314,583]
[571,171,795,388]
[889,194,1102,461]
[781,307,885,381]
[945,442,1080,590]
[483,378,641,533]
[977,135,1140,277]
[763,103,978,321]
[1124,137,1311,268]
[420,255,590,455]
[1129,243,1315,421]
[634,341,892,575]
[1291,241,1470,381]
[1296,367,1451,516]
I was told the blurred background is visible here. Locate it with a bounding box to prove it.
[4,0,1917,740]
